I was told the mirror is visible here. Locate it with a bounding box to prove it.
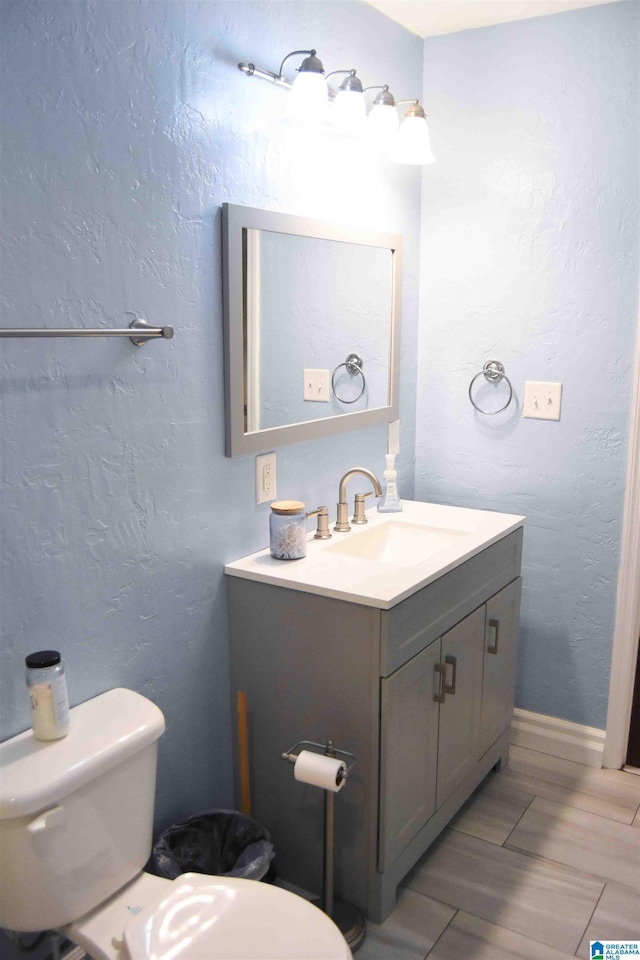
[222,203,401,457]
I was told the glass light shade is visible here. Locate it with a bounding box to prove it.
[287,71,329,123]
[331,89,367,129]
[367,103,400,146]
[394,115,436,165]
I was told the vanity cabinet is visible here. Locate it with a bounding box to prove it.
[226,527,522,924]
[379,581,520,873]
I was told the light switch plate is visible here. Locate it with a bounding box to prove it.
[523,381,562,420]
[303,369,330,402]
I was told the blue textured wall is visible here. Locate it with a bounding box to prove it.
[416,1,639,729]
[0,0,421,841]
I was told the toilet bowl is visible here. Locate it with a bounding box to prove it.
[0,689,352,960]
[64,871,352,960]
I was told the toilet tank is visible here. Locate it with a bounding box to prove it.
[0,688,165,932]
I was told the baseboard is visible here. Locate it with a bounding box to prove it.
[510,708,605,768]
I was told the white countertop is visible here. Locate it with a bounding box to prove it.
[224,500,525,609]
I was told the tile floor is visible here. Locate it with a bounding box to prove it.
[357,745,640,960]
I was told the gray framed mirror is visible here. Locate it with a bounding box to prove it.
[222,203,401,457]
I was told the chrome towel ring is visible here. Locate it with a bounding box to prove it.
[468,360,514,415]
[332,353,366,404]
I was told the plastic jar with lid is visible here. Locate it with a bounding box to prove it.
[269,501,307,560]
[25,650,70,741]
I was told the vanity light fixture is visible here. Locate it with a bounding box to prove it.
[365,88,435,164]
[366,85,400,142]
[326,69,367,128]
[237,51,435,164]
[394,100,436,165]
[238,49,328,123]
[286,50,328,123]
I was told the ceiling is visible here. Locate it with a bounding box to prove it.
[362,0,614,37]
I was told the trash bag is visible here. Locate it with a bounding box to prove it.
[152,810,275,882]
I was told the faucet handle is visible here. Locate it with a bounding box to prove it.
[352,492,373,525]
[307,506,332,540]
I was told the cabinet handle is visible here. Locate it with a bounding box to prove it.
[487,618,500,655]
[444,655,457,695]
[434,662,446,702]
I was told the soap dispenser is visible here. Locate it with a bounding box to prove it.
[377,454,402,513]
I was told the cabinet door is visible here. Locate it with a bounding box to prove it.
[379,640,440,870]
[479,578,522,757]
[436,605,485,808]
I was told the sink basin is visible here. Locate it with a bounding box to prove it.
[324,520,469,567]
[225,500,525,609]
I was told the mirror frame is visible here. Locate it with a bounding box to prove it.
[222,202,402,458]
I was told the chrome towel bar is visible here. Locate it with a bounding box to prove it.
[0,319,174,346]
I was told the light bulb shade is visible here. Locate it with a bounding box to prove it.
[287,70,329,123]
[367,102,400,144]
[331,89,366,128]
[394,115,436,165]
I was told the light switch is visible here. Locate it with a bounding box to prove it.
[303,369,330,402]
[523,381,562,420]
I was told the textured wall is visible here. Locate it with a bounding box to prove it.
[0,0,421,850]
[417,1,639,729]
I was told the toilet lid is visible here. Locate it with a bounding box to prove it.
[124,874,352,960]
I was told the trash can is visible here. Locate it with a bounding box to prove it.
[152,810,275,882]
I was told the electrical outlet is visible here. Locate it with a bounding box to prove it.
[303,369,330,402]
[523,381,562,420]
[256,452,277,504]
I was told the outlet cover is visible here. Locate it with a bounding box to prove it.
[303,369,330,402]
[256,452,277,504]
[523,381,562,420]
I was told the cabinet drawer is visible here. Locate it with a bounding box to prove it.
[380,529,523,676]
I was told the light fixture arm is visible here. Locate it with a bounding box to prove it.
[238,62,293,90]
[238,48,325,91]
[278,48,323,80]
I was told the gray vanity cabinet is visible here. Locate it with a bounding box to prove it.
[434,605,485,807]
[378,580,521,877]
[226,527,523,925]
[480,581,521,756]
[378,636,440,870]
[378,605,486,870]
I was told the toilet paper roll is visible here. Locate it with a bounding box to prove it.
[293,750,346,792]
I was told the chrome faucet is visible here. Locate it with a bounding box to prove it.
[335,467,383,532]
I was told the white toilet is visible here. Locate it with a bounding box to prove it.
[0,688,352,960]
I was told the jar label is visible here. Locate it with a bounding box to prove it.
[30,674,69,739]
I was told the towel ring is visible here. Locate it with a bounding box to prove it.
[468,360,513,415]
[332,353,366,404]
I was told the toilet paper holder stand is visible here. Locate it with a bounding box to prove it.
[281,738,356,781]
[281,739,365,953]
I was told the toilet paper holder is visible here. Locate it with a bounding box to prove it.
[280,739,365,953]
[281,738,356,782]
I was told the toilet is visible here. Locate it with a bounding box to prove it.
[0,688,352,960]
